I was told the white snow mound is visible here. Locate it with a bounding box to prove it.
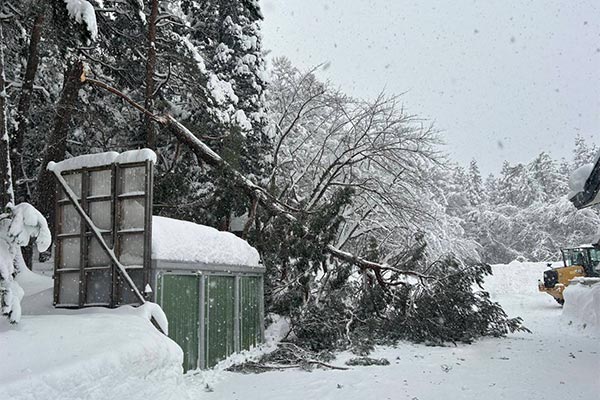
[0,310,186,400]
[486,262,554,296]
[562,281,600,336]
[152,216,260,266]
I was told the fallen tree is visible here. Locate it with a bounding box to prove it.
[81,73,528,349]
[83,76,431,286]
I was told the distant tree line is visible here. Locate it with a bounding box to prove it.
[448,135,600,264]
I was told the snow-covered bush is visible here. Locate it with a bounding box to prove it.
[0,203,51,323]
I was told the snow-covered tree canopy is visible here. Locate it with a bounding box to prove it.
[266,58,479,266]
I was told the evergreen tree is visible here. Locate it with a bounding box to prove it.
[528,152,566,199]
[466,159,486,206]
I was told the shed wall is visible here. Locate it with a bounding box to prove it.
[154,263,264,371]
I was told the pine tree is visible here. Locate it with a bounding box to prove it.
[466,159,486,206]
[495,162,537,207]
[528,152,566,200]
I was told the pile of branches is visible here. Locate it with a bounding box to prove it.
[227,342,347,373]
[268,249,531,355]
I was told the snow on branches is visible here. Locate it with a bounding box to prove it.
[0,203,51,323]
[64,0,98,40]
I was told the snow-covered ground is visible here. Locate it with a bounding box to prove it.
[1,261,598,400]
[0,269,187,400]
[186,261,600,400]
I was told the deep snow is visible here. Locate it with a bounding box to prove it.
[188,261,600,400]
[0,270,187,400]
[1,261,598,400]
[563,279,600,336]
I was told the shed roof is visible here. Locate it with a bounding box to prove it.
[151,216,261,267]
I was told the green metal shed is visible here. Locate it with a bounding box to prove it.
[150,216,265,371]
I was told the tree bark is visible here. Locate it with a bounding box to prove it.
[12,14,45,203]
[143,0,159,150]
[35,60,84,233]
[0,25,14,208]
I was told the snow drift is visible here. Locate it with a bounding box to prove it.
[562,280,600,336]
[0,270,187,400]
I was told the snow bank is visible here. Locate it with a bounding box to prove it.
[486,261,554,296]
[15,265,53,296]
[152,216,260,266]
[0,279,187,400]
[0,311,187,400]
[562,281,600,336]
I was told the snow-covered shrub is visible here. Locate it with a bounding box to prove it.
[0,203,51,323]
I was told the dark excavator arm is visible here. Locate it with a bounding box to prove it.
[570,156,600,209]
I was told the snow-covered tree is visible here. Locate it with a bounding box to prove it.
[466,159,486,206]
[0,203,51,323]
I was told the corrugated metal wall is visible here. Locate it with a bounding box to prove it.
[240,276,262,351]
[157,272,263,371]
[158,275,200,371]
[204,276,235,367]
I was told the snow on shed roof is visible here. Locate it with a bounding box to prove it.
[151,216,260,267]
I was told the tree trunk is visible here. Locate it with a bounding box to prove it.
[12,14,45,203]
[35,60,84,234]
[143,0,159,150]
[0,25,14,208]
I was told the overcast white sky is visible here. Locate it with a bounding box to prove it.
[260,0,600,175]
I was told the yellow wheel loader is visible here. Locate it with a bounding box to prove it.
[538,245,600,304]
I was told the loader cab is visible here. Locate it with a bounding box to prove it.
[561,246,600,277]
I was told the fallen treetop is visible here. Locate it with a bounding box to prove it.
[83,76,432,286]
